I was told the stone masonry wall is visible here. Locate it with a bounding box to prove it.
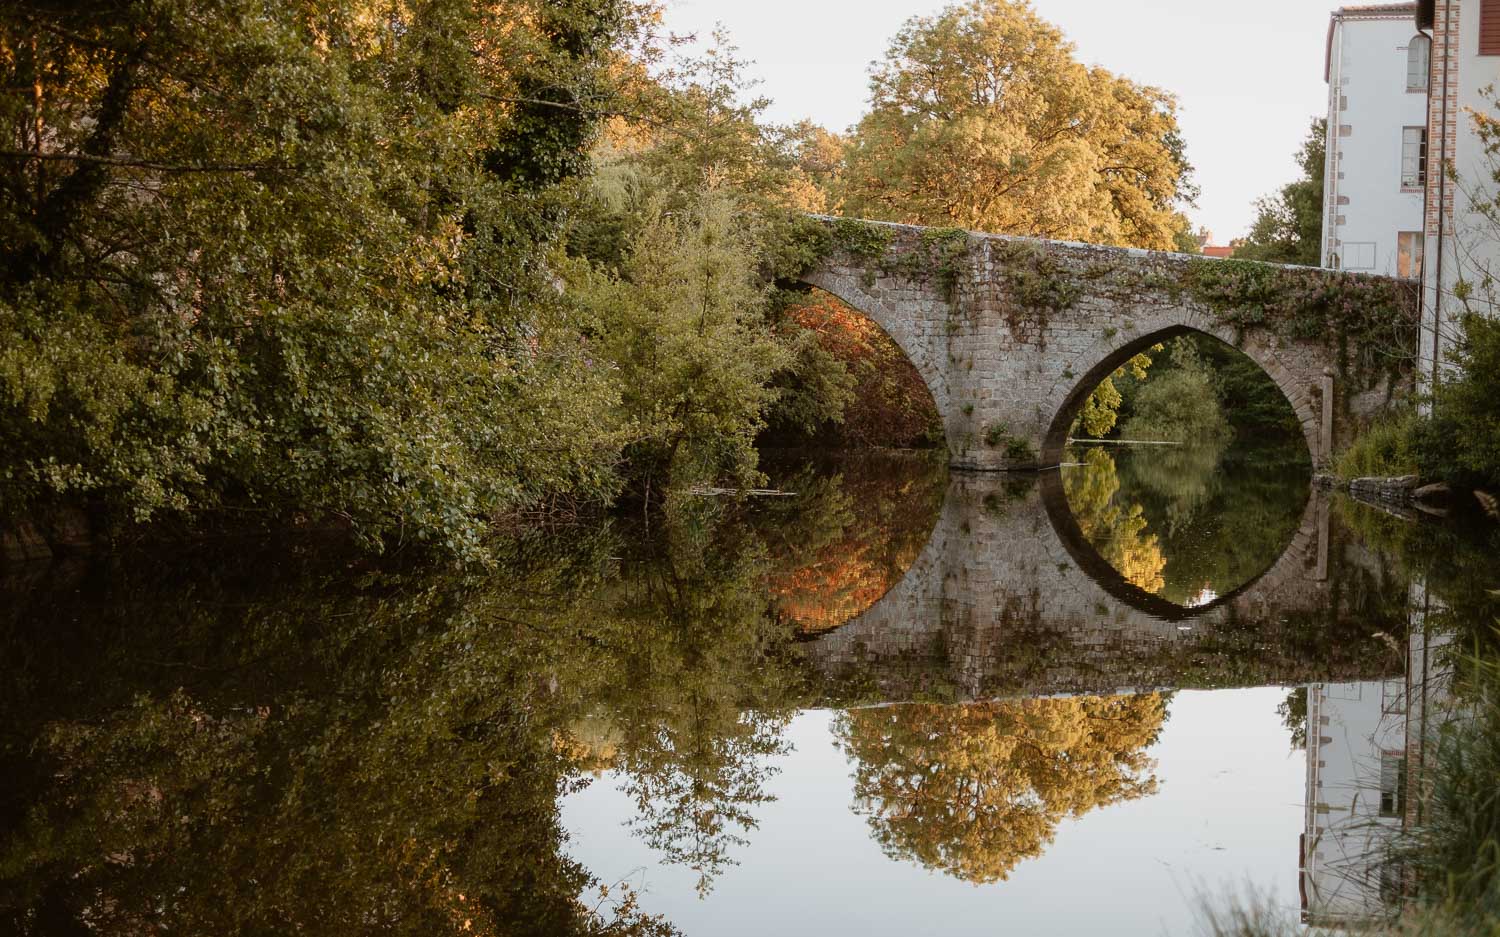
[800,219,1411,470]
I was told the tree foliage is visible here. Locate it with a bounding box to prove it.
[840,0,1196,250]
[766,290,941,448]
[1119,337,1230,443]
[0,0,641,557]
[568,190,787,491]
[1075,348,1157,438]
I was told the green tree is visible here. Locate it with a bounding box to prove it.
[0,0,636,557]
[1120,337,1230,442]
[1234,118,1325,265]
[568,190,788,493]
[567,31,857,451]
[1076,348,1158,438]
[840,0,1196,250]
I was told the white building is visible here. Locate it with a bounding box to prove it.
[1322,4,1429,277]
[1416,0,1500,388]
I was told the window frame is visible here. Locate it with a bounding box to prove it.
[1400,126,1428,191]
[1397,231,1425,278]
[1407,34,1431,92]
[1482,0,1500,56]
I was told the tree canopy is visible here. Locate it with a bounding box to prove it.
[840,0,1196,250]
[0,0,644,557]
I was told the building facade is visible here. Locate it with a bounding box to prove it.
[1322,5,1429,277]
[1416,0,1500,388]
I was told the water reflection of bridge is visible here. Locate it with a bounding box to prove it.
[805,473,1407,702]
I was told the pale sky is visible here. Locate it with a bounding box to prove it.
[661,0,1340,243]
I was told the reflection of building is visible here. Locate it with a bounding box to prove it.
[1299,605,1453,927]
[1322,4,1428,275]
[1300,677,1407,924]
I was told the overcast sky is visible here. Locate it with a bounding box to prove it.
[659,0,1342,243]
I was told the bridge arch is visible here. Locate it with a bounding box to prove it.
[796,216,1415,471]
[1039,320,1323,466]
[796,266,952,421]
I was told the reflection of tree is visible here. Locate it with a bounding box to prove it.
[0,500,812,933]
[1064,440,1310,606]
[1279,687,1308,751]
[761,453,947,633]
[834,694,1168,884]
[1121,442,1307,605]
[1063,448,1167,594]
[571,498,799,897]
[1116,439,1226,537]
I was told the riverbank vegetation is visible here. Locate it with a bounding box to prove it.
[1331,93,1500,494]
[0,0,1202,559]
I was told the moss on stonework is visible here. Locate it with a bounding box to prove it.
[982,422,1037,463]
[830,218,896,265]
[1182,258,1418,390]
[791,216,1418,394]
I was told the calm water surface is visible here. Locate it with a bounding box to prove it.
[1,440,1494,935]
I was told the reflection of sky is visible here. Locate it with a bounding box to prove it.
[562,688,1303,937]
[1187,586,1219,608]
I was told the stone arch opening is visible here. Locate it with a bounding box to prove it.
[1041,324,1322,467]
[772,285,944,449]
[791,271,951,449]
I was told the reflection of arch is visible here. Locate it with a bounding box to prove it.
[1037,468,1314,623]
[1040,322,1322,467]
[807,464,1322,644]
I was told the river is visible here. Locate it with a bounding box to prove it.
[1,439,1493,935]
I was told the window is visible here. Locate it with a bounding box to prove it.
[1483,0,1500,56]
[1402,127,1428,189]
[1344,242,1377,270]
[1379,751,1407,818]
[1407,35,1431,91]
[1398,232,1425,277]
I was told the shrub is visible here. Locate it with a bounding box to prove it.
[1416,314,1500,490]
[1119,339,1229,443]
[1335,411,1422,480]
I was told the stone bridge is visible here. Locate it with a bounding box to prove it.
[796,218,1417,470]
[803,473,1408,703]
